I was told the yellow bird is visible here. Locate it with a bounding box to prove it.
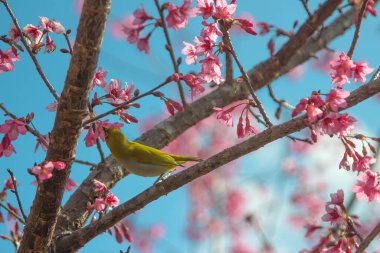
[103,127,202,177]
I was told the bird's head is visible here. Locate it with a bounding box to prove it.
[103,127,126,143]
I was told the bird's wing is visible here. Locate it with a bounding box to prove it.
[128,142,180,167]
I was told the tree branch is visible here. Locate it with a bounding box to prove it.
[17,0,111,252]
[55,78,380,252]
[56,0,360,236]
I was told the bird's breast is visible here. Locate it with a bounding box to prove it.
[122,158,170,177]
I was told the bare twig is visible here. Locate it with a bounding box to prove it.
[0,0,60,101]
[153,0,187,107]
[7,169,27,221]
[63,32,73,55]
[74,159,97,167]
[300,0,313,17]
[356,222,380,253]
[0,202,25,224]
[267,84,295,110]
[347,0,369,58]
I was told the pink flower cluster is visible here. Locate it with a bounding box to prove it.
[22,17,65,53]
[84,120,123,147]
[31,161,66,182]
[166,0,197,30]
[213,100,259,139]
[321,189,346,226]
[0,47,20,74]
[292,88,356,139]
[113,4,155,53]
[87,179,119,213]
[0,119,27,158]
[180,0,257,96]
[330,52,374,88]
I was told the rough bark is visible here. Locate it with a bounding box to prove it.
[56,0,350,236]
[17,0,111,252]
[55,78,380,252]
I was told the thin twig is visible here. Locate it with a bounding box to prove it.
[153,0,187,108]
[83,78,172,126]
[221,22,273,127]
[74,159,97,167]
[300,0,313,17]
[356,222,380,253]
[0,0,60,101]
[267,84,295,110]
[63,32,73,55]
[6,169,27,221]
[347,0,369,58]
[0,202,25,224]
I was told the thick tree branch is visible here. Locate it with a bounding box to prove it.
[55,78,380,252]
[56,1,360,236]
[17,0,111,252]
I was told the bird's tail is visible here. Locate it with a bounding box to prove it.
[171,155,203,164]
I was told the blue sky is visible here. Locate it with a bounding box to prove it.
[1,1,380,252]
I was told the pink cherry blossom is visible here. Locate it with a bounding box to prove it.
[122,24,143,44]
[194,36,214,57]
[85,120,123,147]
[44,35,56,53]
[46,101,58,112]
[182,73,206,98]
[0,48,20,73]
[0,135,16,157]
[330,52,356,88]
[0,119,27,141]
[366,0,377,17]
[352,155,376,173]
[65,178,78,191]
[34,134,49,153]
[9,24,20,42]
[196,0,215,19]
[39,17,65,34]
[214,107,233,126]
[292,98,308,118]
[137,33,151,54]
[306,105,323,123]
[339,153,350,171]
[52,161,66,170]
[214,0,237,20]
[93,179,108,193]
[133,4,153,25]
[104,79,134,104]
[237,116,245,138]
[353,61,374,83]
[325,88,349,112]
[94,198,106,213]
[32,162,54,181]
[352,169,380,203]
[316,112,356,137]
[327,189,345,207]
[233,19,257,36]
[22,24,43,45]
[166,0,197,31]
[201,21,223,42]
[92,67,108,89]
[321,204,345,226]
[244,117,259,136]
[105,193,119,208]
[181,41,197,64]
[198,55,224,84]
[3,177,15,192]
[256,22,272,36]
[225,190,245,219]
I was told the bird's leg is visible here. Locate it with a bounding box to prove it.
[154,174,165,185]
[154,170,176,185]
